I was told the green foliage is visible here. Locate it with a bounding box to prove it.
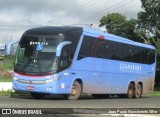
[0,56,14,81]
[0,56,14,70]
[0,90,13,96]
[154,85,160,91]
[99,13,126,34]
[143,91,160,96]
[99,13,141,42]
[136,0,160,75]
[0,76,12,82]
[138,0,160,32]
[10,91,30,97]
[137,0,160,54]
[0,90,30,96]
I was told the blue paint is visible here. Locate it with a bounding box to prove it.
[12,27,156,95]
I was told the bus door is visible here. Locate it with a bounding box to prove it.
[56,41,72,72]
[92,37,106,83]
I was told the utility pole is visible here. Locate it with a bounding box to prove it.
[11,35,12,42]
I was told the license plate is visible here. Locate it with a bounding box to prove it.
[27,86,34,90]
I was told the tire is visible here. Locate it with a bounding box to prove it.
[134,83,142,98]
[65,81,82,100]
[30,92,47,99]
[92,94,110,99]
[127,83,135,99]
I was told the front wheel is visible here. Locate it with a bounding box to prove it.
[64,81,82,100]
[30,92,47,99]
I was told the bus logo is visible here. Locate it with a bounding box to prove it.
[29,81,32,84]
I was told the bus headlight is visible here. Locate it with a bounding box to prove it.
[13,77,18,81]
[45,77,60,83]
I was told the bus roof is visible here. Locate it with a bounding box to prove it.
[23,26,155,50]
[83,27,155,50]
[24,26,83,36]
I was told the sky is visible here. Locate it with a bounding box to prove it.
[0,0,143,44]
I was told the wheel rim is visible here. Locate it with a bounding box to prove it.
[71,85,77,96]
[66,81,81,100]
[128,87,133,97]
[127,84,134,98]
[136,84,142,97]
[137,86,140,95]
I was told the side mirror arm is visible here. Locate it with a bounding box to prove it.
[56,41,72,56]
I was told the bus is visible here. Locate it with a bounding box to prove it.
[0,43,5,60]
[12,26,156,100]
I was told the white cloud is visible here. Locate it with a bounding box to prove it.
[0,0,142,44]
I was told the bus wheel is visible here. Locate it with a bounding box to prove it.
[65,81,82,100]
[127,83,135,99]
[92,94,110,99]
[30,92,46,99]
[135,83,142,98]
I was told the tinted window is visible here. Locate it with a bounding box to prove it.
[78,35,155,64]
[78,36,94,59]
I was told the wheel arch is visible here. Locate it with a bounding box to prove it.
[69,78,83,93]
[127,81,136,91]
[137,81,143,92]
[75,78,83,92]
[138,81,143,87]
[129,81,135,87]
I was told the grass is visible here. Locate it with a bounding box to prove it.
[0,90,30,96]
[0,90,13,96]
[0,76,12,82]
[0,56,14,70]
[0,56,14,82]
[154,86,160,91]
[143,91,160,96]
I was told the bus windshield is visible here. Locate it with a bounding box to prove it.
[15,35,64,75]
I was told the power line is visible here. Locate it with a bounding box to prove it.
[0,0,98,28]
[38,0,100,26]
[68,0,135,25]
[70,0,135,25]
[15,0,66,23]
[0,0,137,31]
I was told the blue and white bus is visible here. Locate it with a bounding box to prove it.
[12,26,156,100]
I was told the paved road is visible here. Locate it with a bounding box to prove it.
[0,95,160,116]
[0,95,160,108]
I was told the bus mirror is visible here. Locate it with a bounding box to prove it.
[56,41,72,57]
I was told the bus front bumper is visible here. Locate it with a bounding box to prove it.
[12,78,59,94]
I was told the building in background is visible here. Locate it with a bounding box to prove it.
[0,43,6,60]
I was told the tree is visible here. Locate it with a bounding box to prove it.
[99,13,141,42]
[137,0,160,54]
[137,0,160,85]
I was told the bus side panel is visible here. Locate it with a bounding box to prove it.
[142,75,155,93]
